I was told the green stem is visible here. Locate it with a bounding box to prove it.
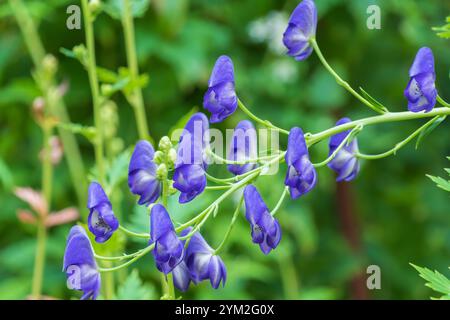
[81,0,106,185]
[437,95,450,108]
[31,222,47,299]
[310,38,385,114]
[312,125,363,167]
[270,187,289,217]
[207,148,280,165]
[122,0,151,141]
[9,0,86,212]
[356,115,442,160]
[214,194,244,254]
[119,225,149,238]
[307,108,450,146]
[237,99,289,135]
[99,244,155,272]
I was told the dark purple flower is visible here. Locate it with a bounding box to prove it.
[150,204,184,274]
[128,140,161,206]
[87,182,118,243]
[184,227,227,289]
[63,226,101,300]
[227,120,258,176]
[173,113,209,203]
[243,185,281,254]
[284,127,317,199]
[328,118,360,182]
[172,261,191,292]
[283,0,317,61]
[203,55,237,123]
[404,47,437,113]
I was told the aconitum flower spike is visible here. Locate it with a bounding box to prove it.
[184,227,227,289]
[283,0,318,61]
[284,127,317,199]
[173,113,209,203]
[243,185,281,254]
[63,226,101,300]
[203,55,237,123]
[128,140,161,206]
[404,47,437,113]
[227,120,258,176]
[328,118,360,182]
[87,182,118,243]
[150,204,184,274]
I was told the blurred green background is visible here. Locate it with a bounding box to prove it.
[0,0,449,300]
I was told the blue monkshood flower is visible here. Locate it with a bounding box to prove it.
[243,185,281,255]
[283,0,318,61]
[284,127,317,199]
[63,226,101,300]
[173,113,209,203]
[150,204,184,274]
[172,260,191,292]
[328,118,360,182]
[203,55,237,123]
[128,140,161,206]
[227,120,258,176]
[183,227,227,289]
[87,182,118,243]
[404,47,437,113]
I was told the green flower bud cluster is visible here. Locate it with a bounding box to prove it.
[154,136,177,181]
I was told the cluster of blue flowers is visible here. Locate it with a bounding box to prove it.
[63,0,440,299]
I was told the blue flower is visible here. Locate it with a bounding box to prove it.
[172,260,191,292]
[184,227,227,289]
[203,55,237,123]
[173,113,209,203]
[284,127,317,199]
[328,118,360,182]
[404,47,437,113]
[87,182,118,243]
[243,185,281,254]
[128,140,161,206]
[63,226,101,300]
[283,0,317,61]
[227,120,258,176]
[150,204,184,274]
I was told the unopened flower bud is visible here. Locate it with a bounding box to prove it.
[168,148,177,166]
[42,54,58,75]
[156,164,168,180]
[158,136,172,152]
[101,84,114,96]
[168,181,177,195]
[89,0,101,14]
[32,97,45,120]
[153,151,164,165]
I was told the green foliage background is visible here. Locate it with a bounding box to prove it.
[0,0,449,299]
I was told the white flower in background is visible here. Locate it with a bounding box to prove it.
[248,11,289,55]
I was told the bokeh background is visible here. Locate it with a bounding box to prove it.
[0,0,449,299]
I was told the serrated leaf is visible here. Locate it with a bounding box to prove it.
[359,87,389,113]
[415,116,446,149]
[116,269,156,300]
[426,174,450,192]
[411,264,450,298]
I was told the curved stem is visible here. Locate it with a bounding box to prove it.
[437,95,450,108]
[205,185,232,191]
[313,125,363,167]
[98,244,155,272]
[119,225,149,239]
[271,187,289,217]
[207,148,279,165]
[214,194,244,254]
[307,108,450,146]
[310,38,385,114]
[205,172,233,185]
[356,115,442,160]
[237,99,289,135]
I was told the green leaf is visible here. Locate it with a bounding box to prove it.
[116,269,156,300]
[57,122,97,141]
[102,0,150,20]
[411,264,450,299]
[359,87,389,113]
[415,116,446,149]
[433,16,450,39]
[106,148,132,193]
[168,107,199,141]
[0,157,14,190]
[426,174,450,192]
